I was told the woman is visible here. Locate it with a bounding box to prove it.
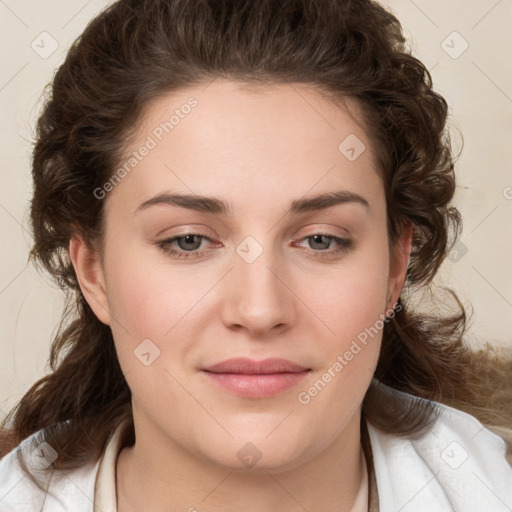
[0,0,511,510]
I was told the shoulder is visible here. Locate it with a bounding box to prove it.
[367,384,512,512]
[0,425,100,512]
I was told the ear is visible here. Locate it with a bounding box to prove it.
[386,222,414,310]
[69,233,111,326]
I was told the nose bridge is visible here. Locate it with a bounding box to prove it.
[223,234,294,333]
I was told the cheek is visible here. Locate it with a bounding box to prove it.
[99,237,172,377]
[102,234,190,335]
[311,278,385,382]
[309,251,390,343]
[102,243,218,385]
[296,262,389,417]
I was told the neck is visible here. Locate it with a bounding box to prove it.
[116,412,367,512]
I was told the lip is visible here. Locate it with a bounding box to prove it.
[202,358,311,398]
[204,357,309,374]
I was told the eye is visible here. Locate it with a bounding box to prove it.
[294,233,353,259]
[156,232,353,260]
[157,234,211,259]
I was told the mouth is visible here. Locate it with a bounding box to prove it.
[201,358,311,398]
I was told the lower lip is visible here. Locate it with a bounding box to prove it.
[202,371,311,398]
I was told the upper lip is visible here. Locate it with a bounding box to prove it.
[203,358,310,374]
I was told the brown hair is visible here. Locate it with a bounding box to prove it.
[2,0,511,485]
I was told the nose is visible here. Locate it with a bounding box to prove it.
[220,238,296,338]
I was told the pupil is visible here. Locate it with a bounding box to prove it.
[312,235,328,249]
[181,235,200,250]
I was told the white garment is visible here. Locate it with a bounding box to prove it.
[0,383,510,511]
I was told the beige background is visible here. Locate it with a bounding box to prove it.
[1,0,511,417]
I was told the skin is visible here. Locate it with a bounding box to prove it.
[70,79,412,512]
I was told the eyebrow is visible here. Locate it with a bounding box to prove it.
[135,189,370,216]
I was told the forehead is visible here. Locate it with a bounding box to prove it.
[136,79,370,146]
[106,79,383,215]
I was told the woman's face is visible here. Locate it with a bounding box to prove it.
[74,80,410,471]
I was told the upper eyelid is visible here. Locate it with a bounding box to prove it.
[159,223,351,239]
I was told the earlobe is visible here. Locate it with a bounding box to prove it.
[69,234,111,326]
[386,223,414,310]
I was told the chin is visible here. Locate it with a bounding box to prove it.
[203,432,313,474]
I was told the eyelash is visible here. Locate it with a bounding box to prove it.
[156,233,353,260]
